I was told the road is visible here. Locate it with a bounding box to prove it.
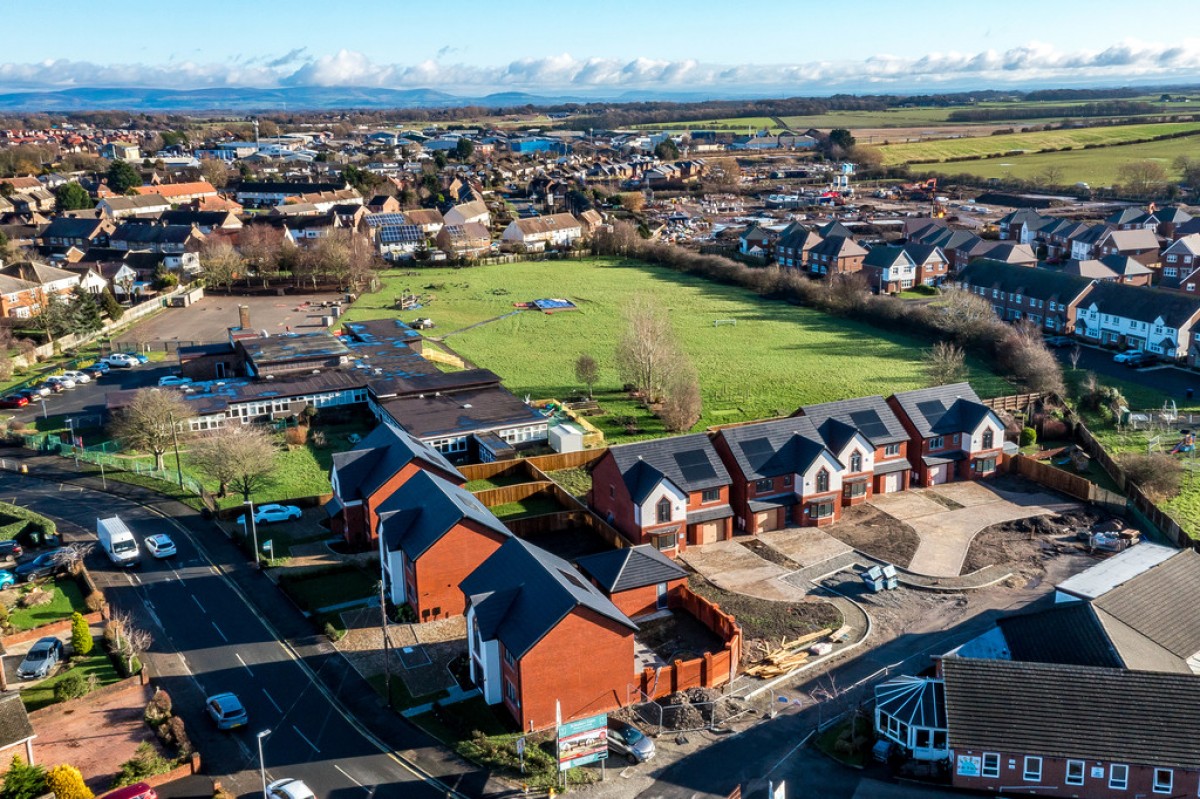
[1057,345,1200,407]
[0,471,462,799]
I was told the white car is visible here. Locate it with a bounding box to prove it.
[236,504,302,526]
[157,375,193,387]
[44,376,76,390]
[61,370,91,384]
[144,534,177,559]
[106,353,140,368]
[267,779,316,799]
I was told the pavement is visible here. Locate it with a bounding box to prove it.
[0,448,507,799]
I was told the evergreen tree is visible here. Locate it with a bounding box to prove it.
[70,612,93,656]
[0,756,47,799]
[105,160,141,194]
[68,287,102,335]
[54,183,93,211]
[99,288,123,321]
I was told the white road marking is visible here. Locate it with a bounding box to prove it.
[235,653,253,676]
[131,572,142,585]
[190,594,206,614]
[292,724,320,753]
[211,621,228,642]
[262,689,283,713]
[143,601,162,629]
[177,653,190,674]
[333,765,368,790]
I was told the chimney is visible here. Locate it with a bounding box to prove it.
[238,305,251,330]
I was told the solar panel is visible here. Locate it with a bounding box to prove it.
[674,449,717,484]
[849,409,890,441]
[366,212,409,227]
[378,224,424,244]
[916,399,949,427]
[739,438,776,471]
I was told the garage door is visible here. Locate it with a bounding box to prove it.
[695,521,721,545]
[755,510,780,534]
[883,473,901,494]
[929,464,950,486]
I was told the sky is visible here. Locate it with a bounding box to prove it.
[2,1,1200,97]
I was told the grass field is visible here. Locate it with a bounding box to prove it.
[873,121,1200,166]
[919,135,1198,186]
[340,259,1011,440]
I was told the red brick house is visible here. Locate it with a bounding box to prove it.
[888,383,1005,486]
[1161,233,1200,289]
[957,259,1096,334]
[461,537,637,731]
[576,545,689,619]
[1095,228,1161,270]
[806,235,867,278]
[711,416,845,533]
[797,395,912,499]
[590,434,733,555]
[862,245,917,294]
[903,243,950,286]
[377,470,510,622]
[328,424,465,550]
[772,222,821,269]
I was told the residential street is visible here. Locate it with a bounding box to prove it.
[0,449,504,799]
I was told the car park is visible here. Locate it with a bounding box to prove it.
[38,381,65,394]
[0,395,29,409]
[607,718,655,763]
[44,376,75,390]
[22,384,51,398]
[157,375,193,387]
[206,692,248,730]
[16,636,63,680]
[106,353,140,368]
[236,504,302,526]
[85,361,111,375]
[61,370,91,384]
[14,549,68,582]
[145,534,176,559]
[266,779,316,799]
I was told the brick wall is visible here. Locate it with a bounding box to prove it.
[609,577,685,619]
[951,748,1197,799]
[3,609,105,648]
[410,521,508,621]
[637,586,742,699]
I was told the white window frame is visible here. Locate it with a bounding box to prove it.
[1023,756,1042,782]
[1109,763,1128,790]
[981,753,1000,779]
[1065,760,1084,786]
[1153,767,1172,794]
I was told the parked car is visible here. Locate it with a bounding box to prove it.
[85,361,111,375]
[106,353,140,369]
[0,541,24,561]
[98,782,158,799]
[608,718,655,763]
[206,692,248,730]
[1124,351,1158,368]
[0,571,14,590]
[44,376,76,390]
[1044,336,1074,348]
[266,780,316,799]
[123,352,150,364]
[145,534,176,559]
[0,395,29,409]
[21,384,50,397]
[157,376,193,387]
[1113,350,1145,364]
[236,504,302,526]
[14,549,69,582]
[61,370,91,384]
[16,636,63,680]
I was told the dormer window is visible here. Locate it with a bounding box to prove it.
[656,497,672,524]
[849,452,863,472]
[815,469,830,493]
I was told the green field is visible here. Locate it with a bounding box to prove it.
[918,135,1198,186]
[340,259,1011,440]
[874,121,1200,166]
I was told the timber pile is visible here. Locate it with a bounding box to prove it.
[744,628,831,678]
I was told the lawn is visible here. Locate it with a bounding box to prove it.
[276,565,377,613]
[489,494,565,520]
[7,577,88,631]
[340,259,1011,442]
[874,121,1200,166]
[464,473,532,492]
[20,651,123,712]
[923,135,1200,187]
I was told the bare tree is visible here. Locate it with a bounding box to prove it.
[659,359,703,432]
[574,353,600,398]
[107,609,152,675]
[189,424,276,499]
[924,341,967,386]
[199,239,243,294]
[1038,165,1065,187]
[238,224,286,287]
[1069,343,1082,371]
[1116,160,1169,195]
[615,296,680,403]
[199,158,229,189]
[1000,321,1066,397]
[109,389,191,471]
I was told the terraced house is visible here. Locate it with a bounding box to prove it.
[888,383,1005,486]
[1074,282,1200,359]
[957,260,1095,333]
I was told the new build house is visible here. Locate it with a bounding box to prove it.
[797,395,912,498]
[957,259,1095,333]
[888,383,1004,486]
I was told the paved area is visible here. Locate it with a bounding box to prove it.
[681,540,803,602]
[873,482,1080,577]
[338,610,466,698]
[758,527,851,567]
[120,292,344,345]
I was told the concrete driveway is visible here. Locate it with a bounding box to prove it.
[869,481,1080,577]
[680,540,805,602]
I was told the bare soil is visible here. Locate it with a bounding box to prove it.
[637,613,725,662]
[824,505,920,568]
[740,538,802,571]
[961,507,1110,577]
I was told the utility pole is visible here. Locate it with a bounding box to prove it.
[170,413,183,487]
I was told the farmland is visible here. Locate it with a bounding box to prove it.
[872,121,1200,166]
[340,258,1011,441]
[914,135,1198,186]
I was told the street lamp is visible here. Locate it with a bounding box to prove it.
[244,499,260,567]
[256,728,272,799]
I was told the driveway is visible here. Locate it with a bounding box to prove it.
[869,481,1080,577]
[680,540,803,601]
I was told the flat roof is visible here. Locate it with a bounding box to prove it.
[1056,543,1179,601]
[379,386,546,439]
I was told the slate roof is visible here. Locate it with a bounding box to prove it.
[160,210,236,228]
[461,537,637,659]
[0,260,79,286]
[799,395,909,447]
[1098,253,1153,278]
[377,470,510,559]
[942,657,1200,768]
[1105,207,1145,226]
[809,234,867,260]
[0,693,34,748]
[901,242,946,266]
[576,544,688,594]
[112,223,198,245]
[861,245,915,269]
[997,208,1048,229]
[38,216,108,241]
[973,241,1036,264]
[331,424,461,501]
[775,223,820,251]
[1080,281,1200,329]
[957,260,1094,305]
[817,221,853,239]
[378,385,546,440]
[921,227,982,254]
[606,433,730,503]
[715,416,832,481]
[889,383,992,438]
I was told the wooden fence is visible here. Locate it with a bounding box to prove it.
[472,481,553,507]
[983,392,1044,413]
[1011,456,1094,502]
[459,448,606,484]
[636,586,742,699]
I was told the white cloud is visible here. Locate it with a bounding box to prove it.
[2,40,1200,94]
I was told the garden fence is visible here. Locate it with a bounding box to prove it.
[19,432,205,496]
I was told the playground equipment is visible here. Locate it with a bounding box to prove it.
[1172,431,1196,455]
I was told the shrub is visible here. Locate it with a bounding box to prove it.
[45,764,92,799]
[323,621,345,642]
[284,426,308,447]
[0,755,47,799]
[1119,452,1184,500]
[144,688,172,726]
[70,613,93,656]
[17,589,51,609]
[110,743,175,790]
[53,673,92,703]
[154,716,192,758]
[1020,427,1038,447]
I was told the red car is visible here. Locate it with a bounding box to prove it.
[0,395,29,409]
[98,784,157,799]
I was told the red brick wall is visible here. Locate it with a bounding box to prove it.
[951,748,1198,799]
[410,521,508,621]
[711,434,750,532]
[590,453,640,544]
[514,607,635,731]
[608,577,685,619]
[637,586,741,698]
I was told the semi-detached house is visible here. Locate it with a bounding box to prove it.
[1074,281,1200,359]
[797,395,912,499]
[887,383,1005,487]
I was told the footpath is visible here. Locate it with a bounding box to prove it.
[0,448,510,799]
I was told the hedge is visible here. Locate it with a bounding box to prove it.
[0,502,56,543]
